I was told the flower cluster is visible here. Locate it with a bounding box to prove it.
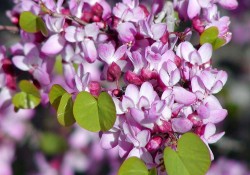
[0,0,238,174]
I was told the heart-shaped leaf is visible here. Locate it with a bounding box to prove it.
[19,11,48,36]
[73,91,116,132]
[118,157,148,175]
[164,132,211,175]
[12,92,40,109]
[19,80,40,96]
[97,92,117,131]
[12,80,41,109]
[49,84,67,110]
[57,93,75,127]
[200,27,218,45]
[200,27,225,50]
[213,37,226,50]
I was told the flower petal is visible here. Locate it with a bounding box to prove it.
[172,118,193,133]
[173,86,196,105]
[41,34,65,56]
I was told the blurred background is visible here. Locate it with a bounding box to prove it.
[1,0,250,175]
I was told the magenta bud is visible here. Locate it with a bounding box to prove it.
[89,81,101,96]
[125,71,143,86]
[146,136,163,152]
[11,13,19,25]
[81,11,93,23]
[157,121,173,133]
[34,32,46,43]
[195,125,205,136]
[61,9,70,15]
[174,55,182,67]
[92,3,103,17]
[107,62,121,82]
[192,17,204,34]
[92,15,101,22]
[112,89,123,98]
[141,68,158,80]
[160,32,169,44]
[188,113,203,126]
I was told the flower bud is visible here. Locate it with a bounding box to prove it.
[157,121,172,133]
[195,125,205,136]
[188,113,203,126]
[146,136,163,152]
[141,68,158,80]
[125,71,143,86]
[81,11,93,23]
[174,55,182,67]
[160,32,169,44]
[107,62,121,82]
[89,81,101,96]
[92,3,104,17]
[192,17,204,34]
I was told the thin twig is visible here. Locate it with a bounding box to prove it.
[40,1,87,26]
[0,25,19,33]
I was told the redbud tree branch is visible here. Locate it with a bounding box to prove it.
[40,1,87,26]
[0,25,19,33]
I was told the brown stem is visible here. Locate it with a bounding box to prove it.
[0,25,19,33]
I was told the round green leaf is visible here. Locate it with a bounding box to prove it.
[49,84,67,110]
[12,80,41,109]
[19,11,48,36]
[57,93,75,127]
[213,37,226,50]
[97,92,116,131]
[19,11,40,33]
[37,17,48,37]
[73,91,116,132]
[164,133,211,175]
[200,27,219,45]
[12,92,40,109]
[19,80,40,97]
[39,132,67,156]
[118,157,148,175]
[73,91,100,132]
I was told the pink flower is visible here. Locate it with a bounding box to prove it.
[177,41,213,66]
[98,42,127,65]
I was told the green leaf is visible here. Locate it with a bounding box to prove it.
[200,27,219,45]
[49,84,67,110]
[19,11,48,36]
[164,133,211,175]
[37,17,48,37]
[19,80,40,97]
[19,11,39,33]
[118,157,148,175]
[148,168,157,175]
[12,92,40,109]
[200,27,226,50]
[39,132,67,156]
[54,56,63,74]
[97,92,117,131]
[12,80,41,109]
[57,93,75,127]
[73,91,116,132]
[213,37,226,50]
[73,91,99,132]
